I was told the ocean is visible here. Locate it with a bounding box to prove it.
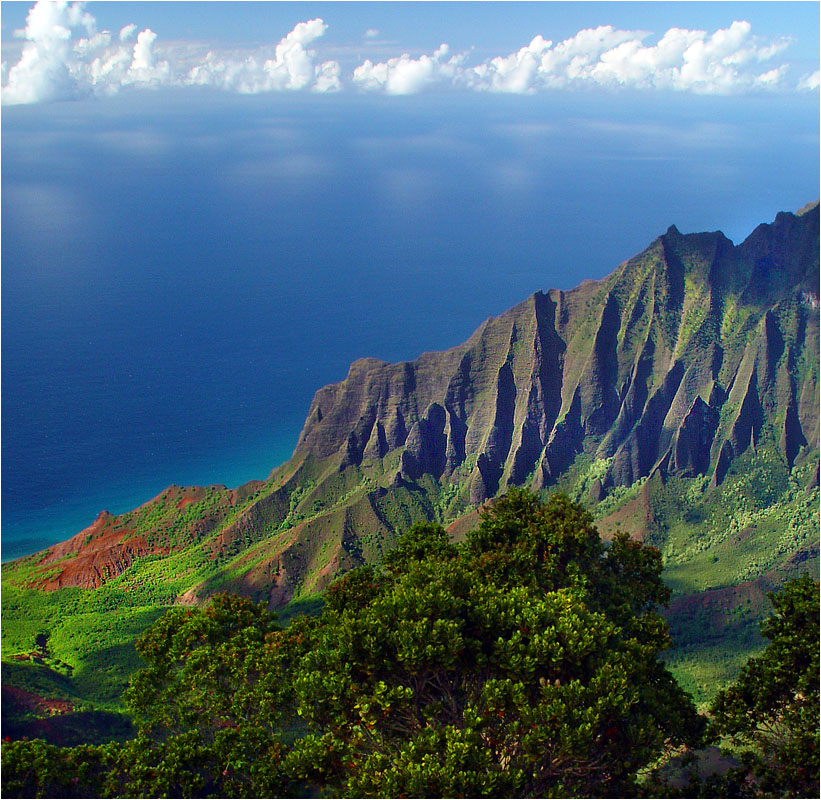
[2,88,818,560]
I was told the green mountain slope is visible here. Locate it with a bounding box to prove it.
[2,205,818,728]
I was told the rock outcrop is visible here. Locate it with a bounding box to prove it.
[293,204,819,501]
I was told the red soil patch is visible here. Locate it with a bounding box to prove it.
[16,481,245,594]
[230,479,265,506]
[2,684,74,716]
[446,508,482,542]
[595,483,656,542]
[665,576,774,634]
[314,552,341,584]
[266,565,293,609]
[172,485,213,509]
[31,512,166,591]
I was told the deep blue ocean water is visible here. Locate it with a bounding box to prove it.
[2,89,818,560]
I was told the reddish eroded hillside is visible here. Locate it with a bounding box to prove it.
[662,576,777,655]
[183,488,386,609]
[668,576,771,620]
[24,483,253,591]
[1,684,74,717]
[30,512,166,590]
[11,476,289,595]
[595,479,658,542]
[446,508,482,541]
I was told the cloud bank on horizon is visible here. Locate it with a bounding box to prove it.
[2,0,819,105]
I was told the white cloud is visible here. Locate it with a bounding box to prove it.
[353,43,465,94]
[753,66,787,88]
[119,23,137,42]
[797,70,820,91]
[186,17,339,94]
[3,0,94,103]
[0,3,809,103]
[2,1,340,103]
[262,18,332,90]
[73,30,111,58]
[313,59,341,93]
[124,29,170,85]
[571,21,789,92]
[358,20,802,96]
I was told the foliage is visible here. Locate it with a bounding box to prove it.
[3,440,816,717]
[290,489,705,797]
[7,492,815,798]
[635,448,819,706]
[120,592,310,798]
[1,738,116,799]
[2,594,312,798]
[708,575,819,798]
[126,593,281,737]
[102,728,295,799]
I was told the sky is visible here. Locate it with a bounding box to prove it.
[1,2,819,558]
[1,1,819,102]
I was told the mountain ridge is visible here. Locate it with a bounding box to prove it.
[291,206,818,502]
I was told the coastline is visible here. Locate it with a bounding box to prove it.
[1,428,300,563]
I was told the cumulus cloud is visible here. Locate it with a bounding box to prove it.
[358,20,800,95]
[266,17,331,90]
[187,18,339,94]
[3,0,95,103]
[0,2,810,103]
[124,29,170,85]
[353,43,466,94]
[2,0,340,103]
[469,27,641,93]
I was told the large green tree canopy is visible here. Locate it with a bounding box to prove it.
[288,489,704,797]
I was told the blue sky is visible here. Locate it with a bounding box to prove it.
[2,1,819,102]
[3,3,818,55]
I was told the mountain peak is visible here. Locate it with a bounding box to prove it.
[291,206,817,507]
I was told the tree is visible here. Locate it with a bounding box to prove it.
[125,592,282,739]
[708,574,819,798]
[2,592,312,798]
[118,591,312,798]
[289,489,705,797]
[0,738,116,799]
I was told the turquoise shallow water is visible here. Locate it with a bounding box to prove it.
[0,430,300,562]
[2,90,818,561]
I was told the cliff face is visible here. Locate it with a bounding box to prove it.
[7,205,819,609]
[293,206,819,502]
